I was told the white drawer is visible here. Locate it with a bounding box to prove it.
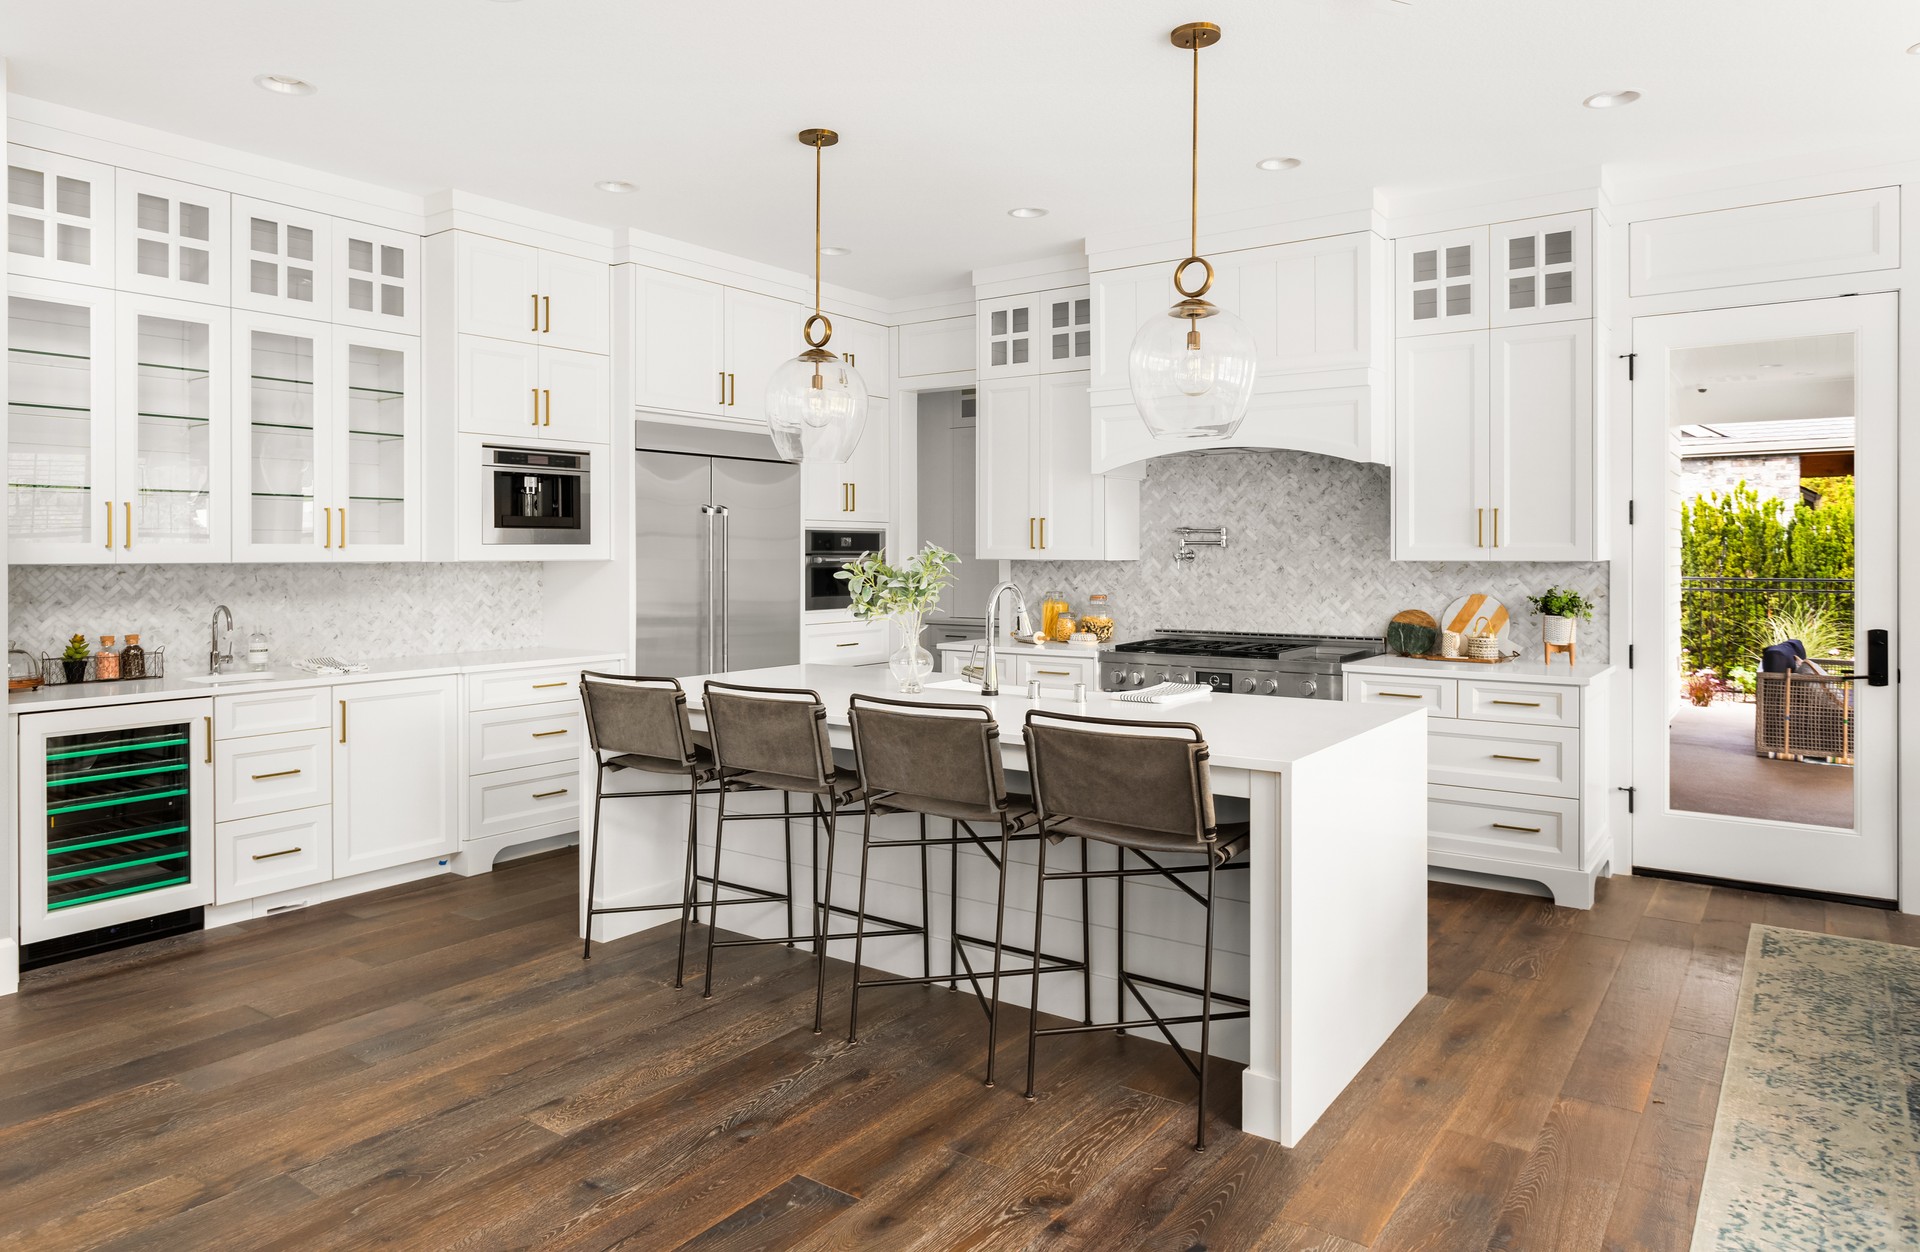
[1018,655,1096,688]
[214,685,332,739]
[468,704,583,774]
[215,727,333,822]
[1428,720,1579,799]
[467,761,579,843]
[1458,679,1582,728]
[1427,784,1579,868]
[803,619,887,664]
[216,806,333,904]
[467,666,587,712]
[1349,672,1458,717]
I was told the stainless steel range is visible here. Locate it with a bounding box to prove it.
[1099,631,1386,700]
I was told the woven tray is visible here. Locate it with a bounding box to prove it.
[1410,651,1519,665]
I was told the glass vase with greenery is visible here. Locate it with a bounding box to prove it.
[835,544,959,693]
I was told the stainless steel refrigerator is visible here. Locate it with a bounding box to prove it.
[634,421,802,676]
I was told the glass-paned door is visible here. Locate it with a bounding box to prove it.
[1491,212,1591,327]
[335,222,418,333]
[115,294,231,561]
[1396,227,1487,337]
[115,172,229,303]
[8,278,116,564]
[1631,294,1897,900]
[232,197,331,319]
[234,312,333,561]
[6,146,115,286]
[335,328,419,559]
[978,296,1038,379]
[1040,286,1093,372]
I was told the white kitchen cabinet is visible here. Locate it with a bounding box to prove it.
[633,265,727,416]
[215,807,333,905]
[7,279,116,565]
[1490,212,1591,327]
[976,375,1039,557]
[215,726,334,822]
[6,146,115,286]
[335,325,422,560]
[897,315,974,379]
[803,618,888,664]
[1628,188,1900,297]
[334,221,418,334]
[831,314,889,393]
[1396,226,1487,337]
[1036,286,1093,373]
[1225,234,1380,373]
[334,675,459,876]
[977,371,1135,560]
[722,286,796,420]
[115,171,229,304]
[1089,262,1172,392]
[230,197,331,320]
[1017,653,1097,690]
[456,335,541,438]
[978,293,1041,379]
[1488,321,1593,561]
[537,347,611,445]
[538,251,611,355]
[1392,330,1488,561]
[802,395,890,523]
[115,293,232,563]
[467,703,583,774]
[450,233,608,354]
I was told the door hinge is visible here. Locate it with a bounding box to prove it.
[1628,644,1634,669]
[1617,785,1637,814]
[1628,499,1634,525]
[1619,351,1637,381]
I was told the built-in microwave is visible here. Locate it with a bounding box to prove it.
[805,528,885,610]
[482,445,591,546]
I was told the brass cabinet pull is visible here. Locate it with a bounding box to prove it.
[532,681,568,689]
[834,641,859,648]
[124,501,131,549]
[542,388,552,427]
[205,716,213,764]
[531,728,569,738]
[719,371,727,404]
[1028,517,1036,549]
[1477,507,1485,547]
[532,294,540,333]
[532,788,569,800]
[1491,822,1542,834]
[1493,507,1500,547]
[339,506,347,550]
[250,768,303,781]
[339,699,347,744]
[323,507,333,549]
[542,295,551,334]
[726,372,736,406]
[850,483,856,512]
[531,387,540,426]
[105,501,113,549]
[1378,692,1425,699]
[1039,517,1046,549]
[1490,754,1542,763]
[1491,699,1542,707]
[252,846,303,861]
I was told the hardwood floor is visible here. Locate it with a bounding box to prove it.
[2,852,1912,1251]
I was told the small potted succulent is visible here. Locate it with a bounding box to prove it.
[60,633,90,684]
[1526,586,1594,649]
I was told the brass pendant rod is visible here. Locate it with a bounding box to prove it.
[813,135,823,318]
[1190,34,1199,259]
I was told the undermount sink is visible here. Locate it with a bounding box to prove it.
[181,670,281,684]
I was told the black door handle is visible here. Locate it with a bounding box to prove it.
[1867,628,1889,687]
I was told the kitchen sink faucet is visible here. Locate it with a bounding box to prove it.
[980,582,1033,697]
[208,605,235,675]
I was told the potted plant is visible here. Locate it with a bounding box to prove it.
[836,544,959,693]
[60,633,90,684]
[1526,586,1595,650]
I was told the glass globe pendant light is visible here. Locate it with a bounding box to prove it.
[1129,22,1256,441]
[766,128,867,463]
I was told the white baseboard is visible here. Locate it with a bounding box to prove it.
[0,938,18,997]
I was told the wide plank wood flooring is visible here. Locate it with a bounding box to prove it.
[2,851,1912,1251]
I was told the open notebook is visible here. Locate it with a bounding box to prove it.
[1110,681,1213,706]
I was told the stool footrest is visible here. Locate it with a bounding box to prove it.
[1032,1009,1251,1038]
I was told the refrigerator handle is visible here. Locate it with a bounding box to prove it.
[715,506,732,672]
[700,505,720,672]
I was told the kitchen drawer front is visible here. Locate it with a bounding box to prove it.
[1458,679,1582,728]
[803,619,888,665]
[468,761,580,843]
[214,685,333,739]
[216,806,334,904]
[1018,655,1097,689]
[467,666,587,712]
[1349,672,1458,717]
[1427,721,1579,799]
[468,704,584,774]
[216,727,334,822]
[1428,784,1579,867]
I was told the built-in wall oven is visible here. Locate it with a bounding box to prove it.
[482,444,591,546]
[805,528,885,611]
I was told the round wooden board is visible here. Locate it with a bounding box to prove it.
[1441,593,1510,642]
[1390,608,1438,631]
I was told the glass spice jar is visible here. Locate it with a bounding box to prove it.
[95,635,121,680]
[122,634,147,679]
[1080,593,1117,644]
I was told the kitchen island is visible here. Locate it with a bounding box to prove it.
[579,663,1428,1147]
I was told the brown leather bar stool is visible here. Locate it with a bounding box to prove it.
[843,694,1090,1087]
[1020,709,1252,1151]
[702,680,927,1033]
[579,674,791,985]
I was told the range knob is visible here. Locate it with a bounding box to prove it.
[1238,677,1256,693]
[1128,670,1146,687]
[1261,679,1280,695]
[1298,677,1319,697]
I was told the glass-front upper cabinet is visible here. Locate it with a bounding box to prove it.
[233,312,331,562]
[1396,227,1488,337]
[977,294,1041,380]
[334,328,420,560]
[115,172,229,304]
[1490,212,1592,327]
[115,294,231,562]
[231,197,331,321]
[1038,285,1093,373]
[8,279,117,564]
[334,221,418,334]
[7,147,115,287]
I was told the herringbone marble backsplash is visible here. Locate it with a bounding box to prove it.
[1014,450,1611,660]
[10,563,546,665]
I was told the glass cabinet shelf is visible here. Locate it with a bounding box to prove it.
[9,401,90,413]
[9,482,91,491]
[136,411,209,423]
[138,360,210,376]
[9,346,89,362]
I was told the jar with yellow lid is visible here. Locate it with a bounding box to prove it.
[1079,593,1117,644]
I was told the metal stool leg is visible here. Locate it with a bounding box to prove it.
[984,815,1013,1088]
[1023,833,1050,1100]
[672,773,700,987]
[948,827,962,992]
[810,798,826,955]
[918,815,932,980]
[846,806,874,1044]
[782,791,796,948]
[1114,845,1127,1033]
[702,785,729,999]
[1079,839,1093,1025]
[581,763,605,961]
[1196,855,1217,1152]
[813,796,840,1035]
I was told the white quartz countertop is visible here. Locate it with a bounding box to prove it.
[1343,654,1614,686]
[932,637,1104,656]
[677,663,1420,772]
[8,647,623,715]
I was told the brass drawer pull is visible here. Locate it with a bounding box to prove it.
[835,641,859,648]
[531,728,569,738]
[531,387,540,426]
[1491,699,1542,708]
[1037,669,1071,676]
[1491,822,1542,834]
[1378,692,1424,699]
[252,846,303,861]
[339,699,347,744]
[542,295,551,334]
[250,768,303,781]
[531,681,568,689]
[1491,754,1542,763]
[532,788,569,800]
[205,716,213,764]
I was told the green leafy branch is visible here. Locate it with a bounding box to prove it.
[834,544,960,621]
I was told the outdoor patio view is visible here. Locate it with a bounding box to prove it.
[1674,417,1855,829]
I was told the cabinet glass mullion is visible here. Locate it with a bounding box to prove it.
[8,293,103,548]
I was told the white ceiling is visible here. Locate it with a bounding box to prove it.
[4,0,1919,297]
[1671,333,1856,425]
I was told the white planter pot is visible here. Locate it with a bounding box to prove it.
[1542,615,1576,646]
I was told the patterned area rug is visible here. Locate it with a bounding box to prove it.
[1693,925,1920,1250]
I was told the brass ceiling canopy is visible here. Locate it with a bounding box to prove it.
[1170,21,1221,50]
[797,128,839,148]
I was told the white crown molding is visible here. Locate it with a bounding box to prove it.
[423,189,620,262]
[622,226,895,324]
[887,288,977,323]
[1603,147,1920,223]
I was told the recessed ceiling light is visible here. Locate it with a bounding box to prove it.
[1908,41,1920,54]
[594,180,637,194]
[253,74,316,96]
[1582,90,1641,109]
[1256,157,1302,171]
[820,246,852,256]
[1007,207,1048,219]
